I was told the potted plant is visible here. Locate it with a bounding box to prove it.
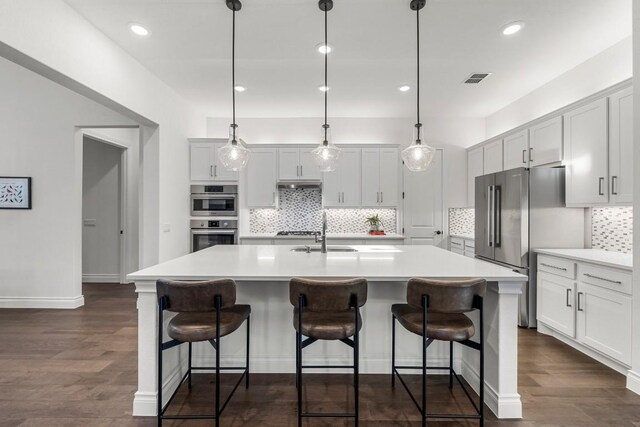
[365,214,384,234]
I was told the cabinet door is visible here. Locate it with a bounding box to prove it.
[609,87,633,204]
[537,272,576,338]
[577,283,632,365]
[278,148,300,180]
[503,130,529,170]
[247,148,277,208]
[379,148,399,207]
[212,142,239,182]
[564,98,609,205]
[190,143,214,181]
[529,116,563,167]
[299,148,322,181]
[483,139,503,174]
[467,147,484,207]
[340,149,362,207]
[361,148,380,206]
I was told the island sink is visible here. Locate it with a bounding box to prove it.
[291,245,358,253]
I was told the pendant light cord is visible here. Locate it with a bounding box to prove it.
[324,5,329,144]
[415,5,421,141]
[232,7,237,141]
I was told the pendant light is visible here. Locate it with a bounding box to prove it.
[311,0,341,172]
[218,0,250,171]
[401,0,436,172]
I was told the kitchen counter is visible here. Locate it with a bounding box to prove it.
[129,245,526,419]
[240,232,406,240]
[535,248,632,271]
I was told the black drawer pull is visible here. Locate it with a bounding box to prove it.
[584,273,623,285]
[541,263,567,271]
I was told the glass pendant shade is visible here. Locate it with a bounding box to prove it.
[218,124,250,171]
[401,124,436,172]
[311,125,341,172]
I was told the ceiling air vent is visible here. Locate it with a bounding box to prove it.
[463,73,491,84]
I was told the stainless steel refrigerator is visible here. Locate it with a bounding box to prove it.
[475,167,584,327]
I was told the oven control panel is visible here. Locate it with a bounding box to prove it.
[190,219,238,229]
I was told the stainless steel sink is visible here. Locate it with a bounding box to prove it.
[291,246,358,253]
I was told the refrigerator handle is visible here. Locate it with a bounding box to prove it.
[487,185,493,247]
[494,185,501,247]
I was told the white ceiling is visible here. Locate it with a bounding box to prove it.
[64,0,631,119]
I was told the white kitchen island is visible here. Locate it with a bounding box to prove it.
[128,245,526,419]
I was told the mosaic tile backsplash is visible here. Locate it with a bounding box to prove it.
[448,208,475,236]
[250,188,397,234]
[591,207,633,254]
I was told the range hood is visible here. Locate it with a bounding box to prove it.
[277,181,322,190]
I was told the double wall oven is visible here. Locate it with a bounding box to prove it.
[190,185,238,252]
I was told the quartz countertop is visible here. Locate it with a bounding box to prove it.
[129,244,527,282]
[240,232,406,240]
[535,248,632,271]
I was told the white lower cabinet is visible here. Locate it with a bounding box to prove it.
[576,283,632,366]
[537,272,575,338]
[449,237,475,258]
[537,254,633,367]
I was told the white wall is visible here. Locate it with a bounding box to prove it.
[485,37,633,139]
[627,0,640,396]
[0,0,207,264]
[0,56,138,308]
[82,136,121,282]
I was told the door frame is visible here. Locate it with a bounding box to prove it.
[400,147,445,246]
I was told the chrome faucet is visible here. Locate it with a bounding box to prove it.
[315,211,328,254]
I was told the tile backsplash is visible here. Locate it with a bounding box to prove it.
[448,208,475,236]
[591,207,633,254]
[249,188,396,234]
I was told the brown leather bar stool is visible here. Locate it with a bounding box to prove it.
[156,279,251,427]
[289,277,368,427]
[391,278,486,427]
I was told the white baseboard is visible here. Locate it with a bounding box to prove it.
[461,359,522,419]
[0,295,84,309]
[82,274,120,283]
[626,370,640,395]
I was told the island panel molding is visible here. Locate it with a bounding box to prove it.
[129,245,526,419]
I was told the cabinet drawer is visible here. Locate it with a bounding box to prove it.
[538,255,576,280]
[450,237,465,251]
[464,239,475,249]
[452,248,465,256]
[579,263,632,295]
[464,249,475,259]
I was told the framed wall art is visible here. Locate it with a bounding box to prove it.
[0,177,32,209]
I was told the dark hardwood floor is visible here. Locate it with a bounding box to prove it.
[1,283,639,426]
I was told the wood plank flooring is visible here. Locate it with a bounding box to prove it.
[1,283,639,426]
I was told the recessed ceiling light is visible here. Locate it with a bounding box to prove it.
[502,21,525,36]
[318,85,330,92]
[398,85,411,92]
[234,85,246,92]
[129,23,150,36]
[316,43,333,54]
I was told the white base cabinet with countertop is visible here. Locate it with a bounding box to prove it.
[449,236,475,258]
[536,249,633,373]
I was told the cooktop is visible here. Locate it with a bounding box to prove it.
[276,231,321,236]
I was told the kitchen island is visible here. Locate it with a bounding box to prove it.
[129,244,526,419]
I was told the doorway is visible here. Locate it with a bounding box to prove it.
[82,136,125,283]
[402,148,444,245]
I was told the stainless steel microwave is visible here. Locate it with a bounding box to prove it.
[190,185,238,217]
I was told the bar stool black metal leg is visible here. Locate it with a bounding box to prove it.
[422,295,427,427]
[479,300,485,427]
[246,315,251,389]
[157,304,164,427]
[391,314,396,388]
[188,342,193,390]
[215,296,221,427]
[354,304,360,426]
[449,341,453,390]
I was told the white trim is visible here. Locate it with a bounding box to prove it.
[461,358,522,419]
[0,295,84,309]
[626,370,640,395]
[82,274,120,283]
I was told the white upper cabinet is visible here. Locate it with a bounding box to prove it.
[246,148,277,208]
[609,87,634,205]
[503,130,529,170]
[322,148,361,207]
[278,148,321,181]
[529,116,563,167]
[467,147,483,207]
[483,139,503,174]
[564,98,609,206]
[361,147,400,207]
[190,140,239,182]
